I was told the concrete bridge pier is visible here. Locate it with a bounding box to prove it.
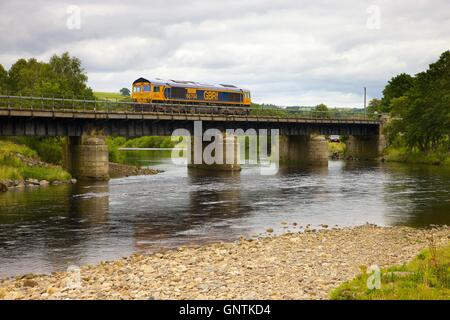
[345,116,388,160]
[278,134,329,167]
[187,131,241,172]
[345,135,385,160]
[64,133,110,181]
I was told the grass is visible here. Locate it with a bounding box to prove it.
[19,166,71,181]
[0,165,22,180]
[0,140,37,159]
[331,241,450,300]
[94,91,131,102]
[385,147,450,166]
[0,140,71,182]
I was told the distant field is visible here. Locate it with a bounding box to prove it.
[94,92,131,101]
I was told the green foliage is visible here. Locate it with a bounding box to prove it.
[12,137,65,165]
[367,98,382,114]
[380,73,415,113]
[120,88,131,96]
[250,102,360,119]
[94,91,131,101]
[105,136,180,163]
[384,51,450,156]
[313,103,330,118]
[4,52,94,99]
[314,103,328,112]
[0,64,7,93]
[0,165,22,180]
[106,137,126,163]
[19,166,71,181]
[0,140,70,181]
[329,142,346,157]
[0,140,38,159]
[385,147,450,165]
[249,103,290,117]
[122,136,179,149]
[331,244,450,300]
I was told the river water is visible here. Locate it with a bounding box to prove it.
[1,150,450,278]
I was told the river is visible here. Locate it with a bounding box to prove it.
[0,150,449,278]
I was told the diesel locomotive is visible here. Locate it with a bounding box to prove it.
[131,77,251,114]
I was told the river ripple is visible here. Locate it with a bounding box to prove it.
[0,152,449,277]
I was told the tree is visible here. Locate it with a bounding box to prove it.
[6,52,94,99]
[380,73,415,113]
[387,51,450,152]
[313,103,330,118]
[0,64,7,93]
[367,98,382,113]
[120,88,130,96]
[8,58,53,96]
[48,52,94,98]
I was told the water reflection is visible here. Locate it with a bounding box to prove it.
[382,163,450,227]
[70,181,109,224]
[0,151,450,277]
[133,171,251,251]
[0,182,111,275]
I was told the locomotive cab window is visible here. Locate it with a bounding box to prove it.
[143,85,151,92]
[153,86,161,93]
[133,86,141,93]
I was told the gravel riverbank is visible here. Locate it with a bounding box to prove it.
[0,224,449,300]
[108,162,160,178]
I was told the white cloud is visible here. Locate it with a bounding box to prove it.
[0,0,449,107]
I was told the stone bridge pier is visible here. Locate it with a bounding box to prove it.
[187,131,330,171]
[187,130,241,172]
[63,133,110,181]
[345,116,388,160]
[345,135,386,160]
[278,134,329,167]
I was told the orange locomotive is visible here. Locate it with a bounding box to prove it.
[131,77,251,113]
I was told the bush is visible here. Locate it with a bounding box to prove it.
[385,147,450,165]
[0,140,37,159]
[0,139,71,181]
[106,137,126,163]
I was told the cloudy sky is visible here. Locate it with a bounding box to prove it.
[1,0,449,107]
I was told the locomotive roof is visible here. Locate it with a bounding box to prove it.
[133,77,249,92]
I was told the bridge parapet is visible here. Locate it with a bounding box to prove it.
[0,95,382,122]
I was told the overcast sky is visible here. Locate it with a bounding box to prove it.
[1,0,449,107]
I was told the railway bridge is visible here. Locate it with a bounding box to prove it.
[0,95,387,180]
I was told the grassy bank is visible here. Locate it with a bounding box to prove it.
[0,140,71,182]
[384,147,450,166]
[331,243,450,300]
[106,136,182,163]
[94,92,131,102]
